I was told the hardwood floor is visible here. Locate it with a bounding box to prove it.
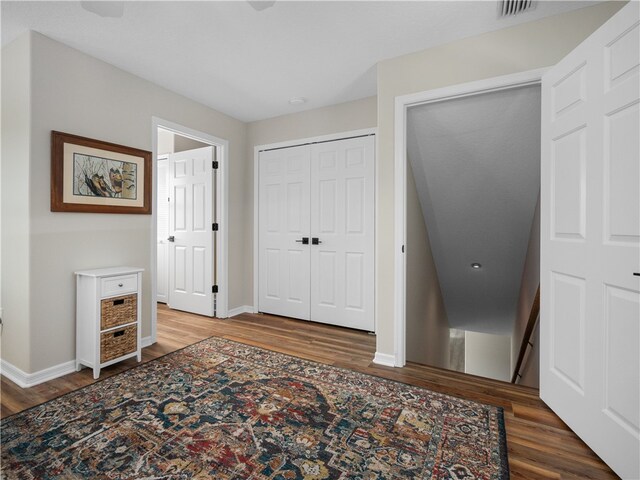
[1,304,618,479]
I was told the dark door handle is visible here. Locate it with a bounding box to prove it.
[312,237,322,245]
[634,273,640,277]
[168,236,175,242]
[295,237,309,245]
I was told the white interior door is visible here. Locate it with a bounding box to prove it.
[156,157,169,303]
[258,145,311,320]
[310,136,375,331]
[540,3,639,478]
[168,146,215,316]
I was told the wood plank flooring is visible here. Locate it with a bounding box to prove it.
[1,304,618,479]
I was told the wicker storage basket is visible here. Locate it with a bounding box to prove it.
[100,325,137,363]
[101,294,137,330]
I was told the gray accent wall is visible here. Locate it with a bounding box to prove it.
[406,84,541,335]
[405,162,450,369]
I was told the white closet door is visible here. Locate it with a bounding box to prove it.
[310,136,375,331]
[258,145,311,320]
[540,3,639,478]
[156,158,169,303]
[168,146,215,317]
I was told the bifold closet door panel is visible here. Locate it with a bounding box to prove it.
[310,136,375,331]
[258,146,312,320]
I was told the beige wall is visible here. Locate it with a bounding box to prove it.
[157,128,210,156]
[174,135,209,153]
[375,2,624,359]
[405,162,449,368]
[248,96,377,148]
[1,34,32,372]
[245,96,377,306]
[5,32,248,372]
[157,128,174,155]
[512,194,540,378]
[465,331,512,382]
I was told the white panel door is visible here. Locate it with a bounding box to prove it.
[310,136,375,331]
[168,146,214,317]
[258,145,311,320]
[540,3,639,478]
[156,158,169,303]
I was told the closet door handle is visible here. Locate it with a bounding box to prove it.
[312,237,322,245]
[295,237,309,245]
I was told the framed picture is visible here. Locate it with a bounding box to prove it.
[51,131,152,214]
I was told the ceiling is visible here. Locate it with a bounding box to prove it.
[407,84,541,335]
[1,1,598,122]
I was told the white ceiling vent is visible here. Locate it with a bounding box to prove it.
[499,0,534,17]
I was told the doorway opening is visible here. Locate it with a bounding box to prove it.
[150,118,228,343]
[394,69,546,386]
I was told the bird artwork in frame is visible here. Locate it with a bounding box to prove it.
[73,153,135,199]
[51,131,152,214]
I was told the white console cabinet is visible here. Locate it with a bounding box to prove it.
[75,267,143,379]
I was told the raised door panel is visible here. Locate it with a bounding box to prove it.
[192,183,206,232]
[604,93,639,245]
[604,285,640,438]
[174,245,187,293]
[550,272,586,394]
[551,128,586,241]
[173,185,187,232]
[265,248,280,300]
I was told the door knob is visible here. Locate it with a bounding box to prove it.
[312,237,322,245]
[168,236,175,242]
[634,273,640,277]
[295,237,309,245]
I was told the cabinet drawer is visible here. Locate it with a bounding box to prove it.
[101,275,137,297]
[101,294,137,330]
[100,325,137,363]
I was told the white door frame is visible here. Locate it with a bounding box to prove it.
[150,117,229,344]
[156,154,169,304]
[393,68,547,367]
[253,128,377,317]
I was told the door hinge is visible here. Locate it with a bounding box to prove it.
[212,160,219,169]
[212,285,219,293]
[212,223,219,231]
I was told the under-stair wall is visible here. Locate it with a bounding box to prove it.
[512,194,541,388]
[405,161,450,369]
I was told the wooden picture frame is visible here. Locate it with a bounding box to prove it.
[51,131,152,214]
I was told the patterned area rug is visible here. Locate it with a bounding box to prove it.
[1,338,509,479]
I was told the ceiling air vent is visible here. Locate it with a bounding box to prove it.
[499,0,534,17]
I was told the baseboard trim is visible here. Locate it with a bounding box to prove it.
[372,352,397,368]
[0,359,76,389]
[227,305,254,317]
[2,336,156,389]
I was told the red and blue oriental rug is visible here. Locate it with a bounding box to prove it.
[1,337,509,479]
